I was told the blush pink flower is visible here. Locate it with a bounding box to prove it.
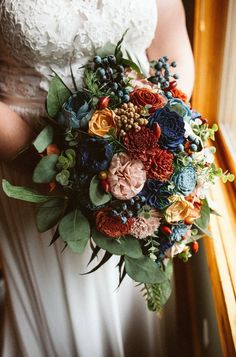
[130,209,161,239]
[108,152,146,200]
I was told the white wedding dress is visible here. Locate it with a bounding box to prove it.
[0,1,177,356]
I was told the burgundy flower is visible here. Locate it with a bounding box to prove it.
[95,208,133,238]
[123,126,157,160]
[143,147,174,181]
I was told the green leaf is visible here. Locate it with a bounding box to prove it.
[33,125,54,153]
[96,42,116,57]
[59,210,90,254]
[124,256,167,284]
[2,179,53,203]
[67,240,89,254]
[195,199,210,231]
[114,29,128,59]
[33,154,58,183]
[89,176,112,207]
[92,230,143,258]
[121,58,141,74]
[36,198,67,232]
[47,75,71,118]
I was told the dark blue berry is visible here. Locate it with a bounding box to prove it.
[190,144,198,151]
[129,198,135,205]
[106,67,113,76]
[108,55,116,65]
[177,144,185,152]
[116,65,124,73]
[122,203,127,210]
[111,82,118,91]
[117,90,124,97]
[123,94,130,102]
[173,73,179,79]
[102,57,109,66]
[140,196,146,203]
[111,210,119,217]
[94,55,102,65]
[121,216,127,224]
[135,203,141,210]
[171,61,177,67]
[188,134,195,142]
[97,67,106,77]
[127,211,133,218]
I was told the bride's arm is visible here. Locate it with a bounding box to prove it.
[0,102,34,161]
[147,0,194,99]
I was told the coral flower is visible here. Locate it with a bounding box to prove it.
[95,208,132,238]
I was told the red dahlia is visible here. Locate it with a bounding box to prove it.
[95,208,132,238]
[144,147,174,181]
[123,126,157,160]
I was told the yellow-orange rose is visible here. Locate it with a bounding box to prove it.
[165,195,193,223]
[88,109,116,137]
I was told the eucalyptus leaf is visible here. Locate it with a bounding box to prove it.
[33,154,58,183]
[195,199,210,231]
[124,256,167,284]
[2,179,53,203]
[67,239,89,254]
[36,198,67,232]
[92,230,142,258]
[59,210,90,254]
[33,125,54,153]
[89,176,112,207]
[47,75,71,118]
[96,42,116,57]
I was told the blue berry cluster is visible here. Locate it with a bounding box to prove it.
[111,195,146,224]
[93,55,130,103]
[149,56,178,98]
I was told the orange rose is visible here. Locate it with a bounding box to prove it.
[171,88,189,104]
[88,108,116,137]
[130,88,166,113]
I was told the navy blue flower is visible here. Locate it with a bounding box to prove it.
[139,179,173,210]
[78,137,113,174]
[170,223,188,242]
[172,165,197,196]
[58,92,92,129]
[148,107,185,151]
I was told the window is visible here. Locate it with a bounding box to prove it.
[192,0,236,355]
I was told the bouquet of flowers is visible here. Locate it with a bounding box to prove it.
[3,33,234,312]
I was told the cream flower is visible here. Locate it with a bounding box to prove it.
[108,152,146,200]
[165,195,194,223]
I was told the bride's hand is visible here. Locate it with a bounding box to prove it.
[0,102,35,161]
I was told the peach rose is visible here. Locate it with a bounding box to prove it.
[88,108,116,137]
[108,152,146,200]
[165,195,194,223]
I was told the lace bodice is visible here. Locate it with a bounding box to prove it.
[0,0,157,127]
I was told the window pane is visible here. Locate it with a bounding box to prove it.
[218,0,236,164]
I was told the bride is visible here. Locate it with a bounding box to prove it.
[0,0,194,356]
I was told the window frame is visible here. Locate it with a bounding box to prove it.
[192,0,236,354]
